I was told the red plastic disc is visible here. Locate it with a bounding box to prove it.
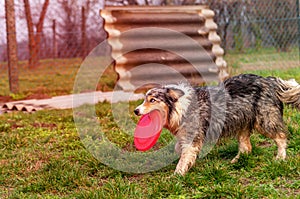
[134,110,163,151]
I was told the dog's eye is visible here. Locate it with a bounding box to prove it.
[150,98,156,103]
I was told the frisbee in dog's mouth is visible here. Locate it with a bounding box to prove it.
[134,110,163,151]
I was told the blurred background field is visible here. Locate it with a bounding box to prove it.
[1,47,299,102]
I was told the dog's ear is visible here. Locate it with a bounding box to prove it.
[166,88,184,102]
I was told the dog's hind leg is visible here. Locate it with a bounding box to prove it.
[231,130,252,163]
[257,129,287,160]
[254,111,287,160]
[274,133,287,160]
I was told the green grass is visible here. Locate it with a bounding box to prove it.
[226,47,300,74]
[1,51,300,198]
[1,91,300,198]
[0,59,80,98]
[241,67,300,83]
[0,58,117,100]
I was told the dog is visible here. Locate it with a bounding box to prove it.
[134,74,300,175]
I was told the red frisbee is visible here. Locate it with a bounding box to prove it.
[134,110,163,151]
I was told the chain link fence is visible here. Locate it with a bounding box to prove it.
[1,0,299,93]
[209,0,298,50]
[208,0,299,71]
[1,1,108,62]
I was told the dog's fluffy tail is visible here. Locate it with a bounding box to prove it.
[269,77,300,110]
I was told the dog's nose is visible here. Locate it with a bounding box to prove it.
[134,109,140,116]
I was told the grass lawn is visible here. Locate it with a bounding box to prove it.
[1,98,300,198]
[1,99,300,198]
[1,51,300,198]
[226,47,299,74]
[0,58,117,101]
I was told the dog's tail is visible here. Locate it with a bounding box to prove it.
[269,77,300,110]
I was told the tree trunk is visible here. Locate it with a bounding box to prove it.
[23,0,49,68]
[52,20,57,58]
[5,0,19,93]
[23,0,37,68]
[35,0,49,61]
[81,6,87,58]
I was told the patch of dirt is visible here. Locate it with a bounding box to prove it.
[239,177,254,186]
[0,92,52,104]
[122,143,136,152]
[0,96,12,103]
[11,123,25,129]
[32,122,57,130]
[258,140,273,148]
[25,93,51,100]
[26,160,45,172]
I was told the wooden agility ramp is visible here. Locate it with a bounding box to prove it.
[101,6,228,91]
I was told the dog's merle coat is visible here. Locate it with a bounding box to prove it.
[134,74,300,175]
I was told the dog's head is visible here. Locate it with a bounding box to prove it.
[134,86,185,126]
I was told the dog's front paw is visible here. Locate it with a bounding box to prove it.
[174,168,185,176]
[174,164,189,176]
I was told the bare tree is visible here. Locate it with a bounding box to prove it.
[23,0,49,68]
[56,0,106,58]
[57,0,81,57]
[5,0,19,93]
[83,0,108,52]
[81,6,87,58]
